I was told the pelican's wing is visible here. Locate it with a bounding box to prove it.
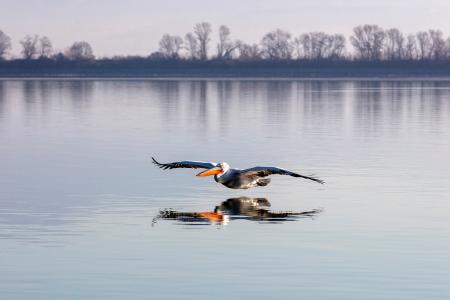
[241,166,324,184]
[152,157,218,170]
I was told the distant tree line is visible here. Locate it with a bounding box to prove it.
[154,23,450,62]
[0,30,94,61]
[1,23,450,63]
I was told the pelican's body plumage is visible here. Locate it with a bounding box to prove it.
[213,166,271,189]
[152,157,323,189]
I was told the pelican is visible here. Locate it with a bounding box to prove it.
[152,157,324,189]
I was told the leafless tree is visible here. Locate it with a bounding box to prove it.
[184,32,200,59]
[0,30,12,59]
[216,25,236,59]
[66,41,94,60]
[404,34,417,60]
[236,40,261,60]
[298,33,317,59]
[194,22,212,60]
[350,25,385,60]
[416,31,432,60]
[20,35,40,59]
[295,32,345,60]
[294,35,309,59]
[260,29,293,59]
[429,30,446,60]
[446,38,450,59]
[327,34,346,59]
[38,36,53,58]
[292,37,302,59]
[158,34,183,59]
[310,32,330,59]
[384,28,405,60]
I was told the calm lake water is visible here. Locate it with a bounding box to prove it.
[1,79,449,299]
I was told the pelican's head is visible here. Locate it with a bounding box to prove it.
[196,162,230,177]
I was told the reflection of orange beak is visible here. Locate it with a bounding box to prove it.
[198,212,223,223]
[196,167,223,177]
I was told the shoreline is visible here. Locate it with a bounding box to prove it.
[2,75,450,81]
[2,60,450,80]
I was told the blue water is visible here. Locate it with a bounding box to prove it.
[0,79,449,299]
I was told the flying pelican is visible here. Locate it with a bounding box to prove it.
[152,157,324,189]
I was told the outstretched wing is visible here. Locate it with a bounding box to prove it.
[241,166,324,184]
[152,157,218,170]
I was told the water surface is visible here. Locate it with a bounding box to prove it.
[1,79,449,299]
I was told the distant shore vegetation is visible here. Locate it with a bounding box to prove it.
[1,23,450,77]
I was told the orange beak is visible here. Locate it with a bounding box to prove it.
[196,166,223,177]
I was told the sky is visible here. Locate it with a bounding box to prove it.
[1,0,450,57]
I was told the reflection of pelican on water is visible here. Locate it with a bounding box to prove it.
[153,197,322,226]
[152,157,324,189]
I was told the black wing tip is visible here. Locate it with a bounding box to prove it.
[309,175,325,185]
[151,156,160,165]
[151,156,167,169]
[292,172,325,184]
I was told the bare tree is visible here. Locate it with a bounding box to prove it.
[158,34,183,59]
[350,25,385,60]
[298,33,319,59]
[184,32,200,59]
[328,34,346,59]
[194,22,212,60]
[416,31,432,60]
[0,30,12,59]
[429,30,446,60]
[20,35,40,59]
[216,25,236,59]
[295,34,310,59]
[384,28,405,60]
[404,34,417,60]
[236,40,261,60]
[260,29,293,59]
[310,32,329,59]
[446,38,450,59]
[295,32,345,60]
[66,41,94,60]
[38,36,53,58]
[292,37,303,59]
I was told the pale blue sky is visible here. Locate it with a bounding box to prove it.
[1,0,449,57]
